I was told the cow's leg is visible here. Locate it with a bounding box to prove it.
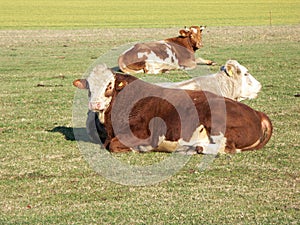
[196,133,227,155]
[195,57,216,66]
[155,137,180,152]
[109,137,132,153]
[175,145,199,155]
[144,62,165,74]
[131,145,154,153]
[224,140,239,154]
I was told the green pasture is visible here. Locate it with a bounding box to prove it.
[0,0,299,29]
[1,25,299,224]
[0,0,299,224]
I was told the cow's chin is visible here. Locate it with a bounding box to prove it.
[249,92,259,99]
[88,107,106,123]
[196,43,203,49]
[89,107,102,112]
[91,107,102,112]
[91,108,105,114]
[239,93,259,101]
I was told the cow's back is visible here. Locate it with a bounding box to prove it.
[190,90,270,151]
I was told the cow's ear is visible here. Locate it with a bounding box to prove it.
[200,25,206,32]
[225,63,238,78]
[73,79,88,89]
[179,29,190,37]
[115,80,128,91]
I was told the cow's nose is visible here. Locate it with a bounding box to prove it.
[257,83,262,91]
[89,102,102,111]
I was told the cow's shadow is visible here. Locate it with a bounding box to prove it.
[48,126,91,142]
[49,111,107,144]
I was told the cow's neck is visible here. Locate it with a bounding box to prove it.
[165,36,195,52]
[215,72,239,100]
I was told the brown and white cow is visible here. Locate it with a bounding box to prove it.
[118,26,214,74]
[73,64,272,154]
[77,60,261,144]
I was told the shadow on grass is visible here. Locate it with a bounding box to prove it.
[48,126,91,142]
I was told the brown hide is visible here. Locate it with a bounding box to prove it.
[103,73,272,153]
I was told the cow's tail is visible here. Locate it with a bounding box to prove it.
[118,55,127,72]
[118,55,127,73]
[256,112,273,150]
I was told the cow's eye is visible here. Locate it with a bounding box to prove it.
[105,83,111,91]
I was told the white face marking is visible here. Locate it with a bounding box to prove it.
[191,27,198,34]
[86,64,115,114]
[239,64,262,100]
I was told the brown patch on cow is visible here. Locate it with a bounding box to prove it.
[109,137,132,153]
[104,82,114,97]
[179,29,190,37]
[147,42,169,60]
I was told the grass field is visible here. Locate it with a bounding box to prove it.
[0,0,299,29]
[0,0,300,224]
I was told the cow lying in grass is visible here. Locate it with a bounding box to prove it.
[73,64,272,154]
[159,60,261,101]
[82,60,261,143]
[118,25,215,74]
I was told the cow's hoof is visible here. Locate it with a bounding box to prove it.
[207,61,217,66]
[196,146,204,154]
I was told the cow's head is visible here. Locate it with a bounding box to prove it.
[179,25,206,50]
[73,64,116,116]
[221,60,262,101]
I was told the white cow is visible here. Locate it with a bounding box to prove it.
[158,60,261,101]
